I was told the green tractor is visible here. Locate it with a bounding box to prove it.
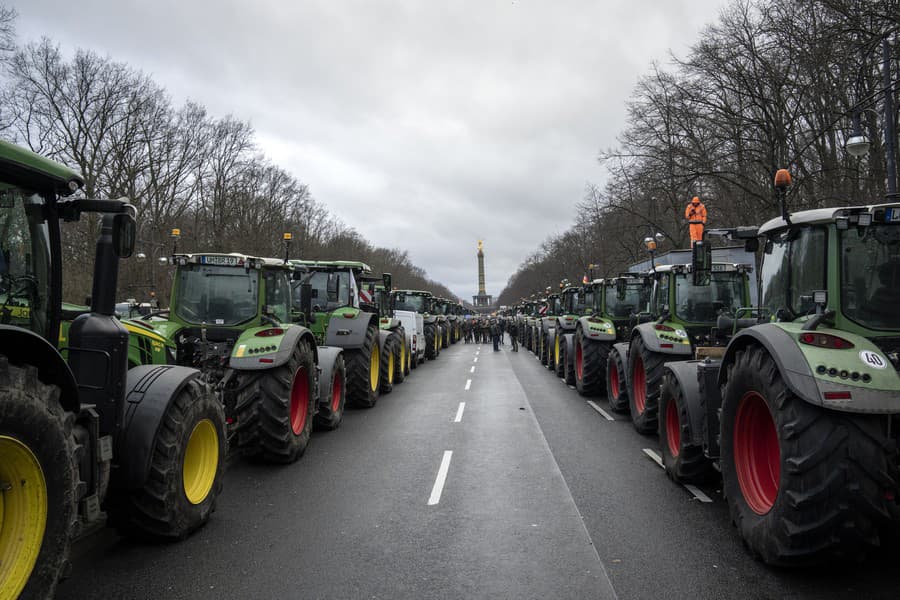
[290,260,384,407]
[127,248,346,458]
[361,273,410,388]
[656,171,900,565]
[599,274,653,409]
[432,297,454,348]
[611,257,752,434]
[552,281,593,383]
[0,141,226,598]
[539,291,562,368]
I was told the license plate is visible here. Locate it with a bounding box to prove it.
[200,255,241,266]
[888,208,900,222]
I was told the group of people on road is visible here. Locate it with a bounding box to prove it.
[462,316,518,352]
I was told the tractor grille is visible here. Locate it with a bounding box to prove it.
[869,337,900,372]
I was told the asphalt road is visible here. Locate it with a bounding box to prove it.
[57,339,899,599]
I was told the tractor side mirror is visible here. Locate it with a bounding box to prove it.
[616,278,627,299]
[382,272,392,291]
[692,240,712,286]
[299,282,313,320]
[112,213,136,258]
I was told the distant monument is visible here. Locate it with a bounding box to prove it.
[472,240,493,308]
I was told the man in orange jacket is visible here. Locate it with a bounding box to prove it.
[685,196,707,244]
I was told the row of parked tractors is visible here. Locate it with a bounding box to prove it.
[511,170,900,567]
[0,141,466,599]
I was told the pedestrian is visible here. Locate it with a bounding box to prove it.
[490,319,501,352]
[498,317,505,345]
[508,319,519,352]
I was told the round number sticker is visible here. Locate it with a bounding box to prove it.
[860,350,887,370]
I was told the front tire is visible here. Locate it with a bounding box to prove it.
[606,348,629,412]
[379,335,396,394]
[314,354,346,431]
[720,345,899,566]
[110,376,227,537]
[658,370,715,483]
[627,335,664,434]
[0,357,77,600]
[424,324,438,360]
[574,329,607,396]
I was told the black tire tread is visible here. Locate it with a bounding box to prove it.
[627,335,665,434]
[575,328,608,397]
[346,325,380,408]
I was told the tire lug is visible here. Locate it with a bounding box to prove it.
[0,480,12,492]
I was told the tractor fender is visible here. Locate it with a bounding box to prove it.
[0,324,80,412]
[325,312,377,349]
[576,316,616,343]
[718,324,820,406]
[377,328,393,351]
[611,342,630,371]
[663,360,706,446]
[632,323,692,356]
[315,346,343,410]
[563,333,575,365]
[117,364,204,490]
[229,325,319,371]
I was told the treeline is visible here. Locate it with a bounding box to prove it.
[498,0,899,305]
[0,8,456,304]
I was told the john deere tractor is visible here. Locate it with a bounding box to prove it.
[291,260,383,407]
[0,141,225,599]
[362,273,409,389]
[655,171,900,565]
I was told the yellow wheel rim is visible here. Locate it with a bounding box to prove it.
[388,351,395,384]
[182,420,219,505]
[435,334,439,353]
[400,341,406,370]
[370,344,380,392]
[555,336,560,365]
[0,435,48,600]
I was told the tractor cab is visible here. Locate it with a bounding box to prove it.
[596,273,652,340]
[290,259,374,345]
[391,289,433,314]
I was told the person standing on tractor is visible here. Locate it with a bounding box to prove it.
[685,196,707,245]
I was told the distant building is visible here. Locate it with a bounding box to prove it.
[472,240,493,308]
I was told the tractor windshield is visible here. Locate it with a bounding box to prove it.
[174,265,259,325]
[0,187,51,337]
[605,283,648,318]
[840,224,900,331]
[394,294,428,313]
[674,272,744,323]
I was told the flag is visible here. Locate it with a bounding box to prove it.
[539,305,547,315]
[359,289,373,304]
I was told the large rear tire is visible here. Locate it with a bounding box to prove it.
[605,348,629,412]
[0,357,77,600]
[314,354,346,431]
[111,377,227,537]
[554,334,565,377]
[379,335,396,394]
[720,345,899,566]
[393,332,406,384]
[347,325,381,408]
[574,329,606,397]
[658,370,715,483]
[539,332,549,365]
[627,335,663,434]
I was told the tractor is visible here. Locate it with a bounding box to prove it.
[552,281,593,384]
[655,170,900,565]
[0,141,226,599]
[290,260,383,408]
[598,274,653,409]
[126,247,345,457]
[361,273,410,388]
[539,291,562,368]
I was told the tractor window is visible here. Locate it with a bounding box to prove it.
[393,294,428,313]
[789,227,827,316]
[263,270,291,323]
[174,265,259,326]
[604,283,646,318]
[760,233,789,318]
[841,224,900,331]
[0,188,51,338]
[656,275,670,314]
[307,271,352,311]
[674,272,744,323]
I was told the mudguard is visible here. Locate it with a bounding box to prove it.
[315,346,343,411]
[117,364,203,490]
[563,333,575,369]
[718,324,822,406]
[633,323,692,356]
[325,312,377,349]
[0,324,80,412]
[229,325,318,371]
[663,360,705,446]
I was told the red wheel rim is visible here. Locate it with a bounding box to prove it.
[290,366,310,435]
[632,356,646,415]
[609,360,620,399]
[733,391,780,515]
[575,339,583,380]
[665,398,680,457]
[330,370,343,413]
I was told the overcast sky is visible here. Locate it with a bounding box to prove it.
[12,0,726,300]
